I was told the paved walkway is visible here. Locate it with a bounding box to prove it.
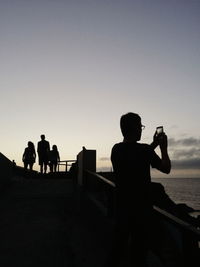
[0,176,112,267]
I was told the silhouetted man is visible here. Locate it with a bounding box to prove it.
[37,134,50,174]
[106,112,171,267]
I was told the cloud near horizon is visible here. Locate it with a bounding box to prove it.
[169,137,200,170]
[99,157,110,161]
[171,158,200,170]
[169,137,200,147]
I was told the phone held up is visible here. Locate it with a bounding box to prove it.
[156,126,164,136]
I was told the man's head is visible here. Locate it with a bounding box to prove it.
[41,134,45,140]
[120,112,143,141]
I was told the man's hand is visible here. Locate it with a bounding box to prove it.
[151,132,168,150]
[159,133,168,151]
[150,131,160,149]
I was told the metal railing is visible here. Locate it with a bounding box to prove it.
[57,160,76,172]
[84,170,116,217]
[84,170,200,238]
[83,170,200,266]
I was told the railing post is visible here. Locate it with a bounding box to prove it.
[77,147,96,188]
[75,148,96,211]
[65,161,68,172]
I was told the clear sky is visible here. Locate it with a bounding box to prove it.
[1,0,200,177]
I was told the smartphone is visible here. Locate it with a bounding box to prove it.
[156,126,164,135]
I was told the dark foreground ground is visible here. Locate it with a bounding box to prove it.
[1,175,190,267]
[0,176,113,267]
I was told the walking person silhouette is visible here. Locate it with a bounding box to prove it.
[37,134,50,174]
[105,112,171,267]
[22,141,36,171]
[48,145,60,173]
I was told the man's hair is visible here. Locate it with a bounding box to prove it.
[120,112,141,138]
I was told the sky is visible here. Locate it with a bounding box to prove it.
[0,0,200,177]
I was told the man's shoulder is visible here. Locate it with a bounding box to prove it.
[112,142,124,150]
[138,143,154,154]
[112,142,151,149]
[112,142,123,147]
[41,140,49,144]
[138,142,151,149]
[112,142,153,156]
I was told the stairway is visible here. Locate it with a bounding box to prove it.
[0,176,113,267]
[0,176,77,267]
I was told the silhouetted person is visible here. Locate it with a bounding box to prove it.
[22,141,36,170]
[48,145,60,173]
[105,112,171,267]
[37,134,50,174]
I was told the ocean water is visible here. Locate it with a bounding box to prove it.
[152,177,200,211]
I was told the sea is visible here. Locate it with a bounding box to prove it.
[151,177,200,213]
